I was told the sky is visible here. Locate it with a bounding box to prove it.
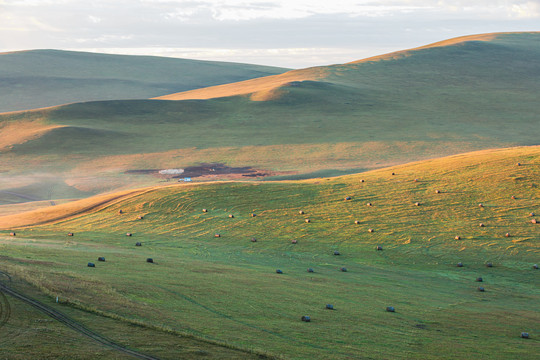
[0,0,538,68]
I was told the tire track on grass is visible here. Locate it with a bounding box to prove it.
[0,281,159,360]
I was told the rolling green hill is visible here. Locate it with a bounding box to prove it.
[0,49,288,112]
[0,146,538,359]
[1,32,539,207]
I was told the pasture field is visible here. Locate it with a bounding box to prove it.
[0,146,538,359]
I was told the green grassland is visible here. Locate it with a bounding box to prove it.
[0,49,288,112]
[1,33,539,205]
[0,146,538,359]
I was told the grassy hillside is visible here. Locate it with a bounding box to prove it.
[1,32,539,206]
[0,146,538,359]
[0,49,288,112]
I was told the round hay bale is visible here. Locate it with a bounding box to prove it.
[435,189,441,194]
[414,178,418,182]
[376,245,383,251]
[354,220,360,224]
[98,257,105,262]
[229,214,234,218]
[476,277,483,282]
[530,212,535,217]
[118,210,123,214]
[479,223,485,227]
[305,219,310,223]
[517,162,521,166]
[333,251,341,256]
[366,202,372,206]
[368,228,374,233]
[9,232,15,236]
[87,262,95,267]
[505,233,511,237]
[67,232,74,236]
[126,233,132,237]
[307,268,314,273]
[414,202,420,206]
[276,269,283,274]
[137,215,144,220]
[386,306,395,312]
[215,234,221,238]
[251,213,256,217]
[146,258,154,263]
[486,262,493,268]
[457,262,464,267]
[478,203,484,208]
[533,264,538,269]
[325,304,334,310]
[477,286,485,292]
[531,219,537,224]
[202,209,208,213]
[135,242,142,246]
[299,210,304,215]
[391,172,395,176]
[455,236,461,240]
[344,196,352,201]
[301,315,311,322]
[340,267,347,272]
[511,195,516,200]
[291,239,298,244]
[360,179,365,183]
[520,332,529,339]
[251,237,257,242]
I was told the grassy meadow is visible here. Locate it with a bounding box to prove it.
[0,146,538,359]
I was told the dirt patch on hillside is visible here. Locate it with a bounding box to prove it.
[126,163,282,180]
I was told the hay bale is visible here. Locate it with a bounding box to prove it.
[531,219,537,224]
[126,233,132,237]
[146,258,154,263]
[340,267,347,272]
[98,257,105,262]
[366,202,372,206]
[520,332,529,339]
[517,162,521,166]
[229,214,234,218]
[305,219,310,223]
[344,196,352,201]
[530,212,535,217]
[137,215,144,220]
[299,210,304,215]
[376,245,383,251]
[135,242,142,246]
[87,262,95,267]
[251,213,256,217]
[457,262,464,267]
[533,264,538,269]
[478,203,484,208]
[202,209,208,213]
[276,269,283,274]
[354,220,360,224]
[386,306,395,312]
[435,190,441,194]
[9,232,15,236]
[476,277,483,282]
[455,236,461,240]
[486,262,493,268]
[215,234,221,238]
[334,251,341,256]
[118,210,123,214]
[511,195,516,200]
[326,304,334,310]
[479,223,485,227]
[301,315,311,322]
[414,178,418,182]
[360,179,365,183]
[391,172,395,176]
[67,232,74,236]
[414,202,420,206]
[307,268,314,273]
[251,238,257,242]
[368,228,374,233]
[477,286,485,292]
[291,239,298,244]
[505,233,511,237]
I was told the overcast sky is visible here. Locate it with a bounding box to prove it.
[0,0,538,68]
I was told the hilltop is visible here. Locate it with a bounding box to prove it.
[0,146,538,359]
[0,49,288,112]
[1,32,539,208]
